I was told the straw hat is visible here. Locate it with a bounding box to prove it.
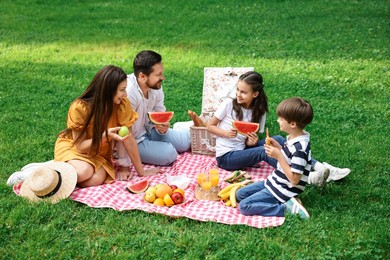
[20,162,77,204]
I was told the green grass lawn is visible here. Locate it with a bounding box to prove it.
[1,0,389,258]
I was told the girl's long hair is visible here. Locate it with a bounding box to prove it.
[232,71,268,122]
[60,65,127,157]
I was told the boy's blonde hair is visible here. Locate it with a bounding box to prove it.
[276,97,313,129]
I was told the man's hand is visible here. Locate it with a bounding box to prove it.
[154,122,169,134]
[140,167,162,176]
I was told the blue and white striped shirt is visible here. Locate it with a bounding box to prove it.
[265,132,311,203]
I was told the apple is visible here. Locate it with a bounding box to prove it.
[118,126,129,137]
[171,192,184,204]
[169,185,178,191]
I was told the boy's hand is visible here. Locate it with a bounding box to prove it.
[268,137,282,149]
[265,144,281,159]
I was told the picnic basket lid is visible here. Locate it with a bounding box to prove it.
[201,67,254,117]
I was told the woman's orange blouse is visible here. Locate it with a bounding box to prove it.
[54,97,138,183]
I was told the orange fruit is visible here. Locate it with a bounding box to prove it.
[163,194,175,207]
[173,188,185,196]
[144,191,156,203]
[153,198,165,206]
[155,184,173,199]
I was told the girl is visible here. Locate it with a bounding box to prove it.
[207,71,349,187]
[207,71,282,171]
[54,65,159,187]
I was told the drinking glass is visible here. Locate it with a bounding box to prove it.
[197,171,207,191]
[201,179,212,200]
[209,168,219,193]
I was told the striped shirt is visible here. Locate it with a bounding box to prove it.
[265,132,311,203]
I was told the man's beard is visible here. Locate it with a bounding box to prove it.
[147,80,163,90]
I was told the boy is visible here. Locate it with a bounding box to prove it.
[236,97,313,219]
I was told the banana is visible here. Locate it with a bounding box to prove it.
[217,182,243,197]
[225,199,231,207]
[229,185,241,208]
[217,180,253,197]
[218,190,231,200]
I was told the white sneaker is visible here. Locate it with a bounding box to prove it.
[6,170,31,186]
[323,162,351,182]
[285,197,310,219]
[308,168,330,188]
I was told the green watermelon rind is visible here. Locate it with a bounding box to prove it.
[232,121,260,135]
[127,180,150,194]
[148,111,174,124]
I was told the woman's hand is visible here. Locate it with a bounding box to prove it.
[106,127,131,142]
[246,132,259,146]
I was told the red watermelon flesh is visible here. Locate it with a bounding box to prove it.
[232,121,260,135]
[127,180,149,194]
[148,111,174,124]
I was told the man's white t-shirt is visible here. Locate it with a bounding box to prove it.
[126,73,165,143]
[213,98,266,157]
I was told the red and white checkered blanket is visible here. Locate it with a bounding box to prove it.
[13,152,284,228]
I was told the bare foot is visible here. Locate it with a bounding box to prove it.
[117,166,133,181]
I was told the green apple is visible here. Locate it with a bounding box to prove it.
[118,126,129,137]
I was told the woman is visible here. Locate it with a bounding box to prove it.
[55,65,159,187]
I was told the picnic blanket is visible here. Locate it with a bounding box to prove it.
[13,152,284,228]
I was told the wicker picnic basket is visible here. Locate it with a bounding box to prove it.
[190,67,254,156]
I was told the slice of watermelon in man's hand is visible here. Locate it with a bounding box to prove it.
[148,111,174,125]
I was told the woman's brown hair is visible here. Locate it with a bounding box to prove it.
[60,65,127,157]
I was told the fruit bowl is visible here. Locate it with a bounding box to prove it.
[166,174,191,189]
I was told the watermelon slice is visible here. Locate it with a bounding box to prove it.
[148,111,174,124]
[126,180,149,194]
[232,121,260,135]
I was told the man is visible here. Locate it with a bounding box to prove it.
[116,50,190,172]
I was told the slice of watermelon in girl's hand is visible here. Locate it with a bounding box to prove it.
[232,120,260,135]
[148,111,174,125]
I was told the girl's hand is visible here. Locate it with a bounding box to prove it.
[246,132,259,146]
[154,122,169,134]
[225,129,238,138]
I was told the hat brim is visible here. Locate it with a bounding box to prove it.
[20,162,77,204]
